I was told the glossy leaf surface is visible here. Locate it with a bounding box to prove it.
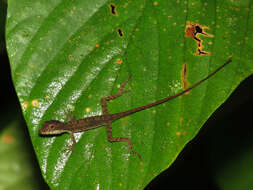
[0,120,48,190]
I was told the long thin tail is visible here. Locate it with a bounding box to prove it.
[113,58,232,120]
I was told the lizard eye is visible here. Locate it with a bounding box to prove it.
[48,124,55,128]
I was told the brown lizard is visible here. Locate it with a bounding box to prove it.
[39,58,232,159]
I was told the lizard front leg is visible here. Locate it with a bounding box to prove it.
[100,75,132,115]
[63,131,77,153]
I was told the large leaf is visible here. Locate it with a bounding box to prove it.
[209,100,253,190]
[6,0,253,189]
[0,119,48,190]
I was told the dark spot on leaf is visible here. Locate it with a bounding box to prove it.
[196,48,210,56]
[185,21,213,56]
[109,4,118,16]
[117,28,123,37]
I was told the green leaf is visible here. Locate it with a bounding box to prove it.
[216,150,253,190]
[6,0,253,189]
[0,119,48,190]
[210,108,253,190]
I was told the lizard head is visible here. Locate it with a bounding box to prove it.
[39,120,65,135]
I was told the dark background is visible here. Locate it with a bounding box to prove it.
[2,2,253,189]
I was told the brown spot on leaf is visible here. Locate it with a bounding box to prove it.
[179,117,183,125]
[85,107,91,113]
[68,54,73,60]
[23,101,29,110]
[32,99,39,107]
[181,62,189,91]
[2,135,13,143]
[116,58,123,64]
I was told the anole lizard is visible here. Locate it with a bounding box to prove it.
[40,58,232,159]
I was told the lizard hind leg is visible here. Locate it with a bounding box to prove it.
[106,122,142,160]
[100,75,132,115]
